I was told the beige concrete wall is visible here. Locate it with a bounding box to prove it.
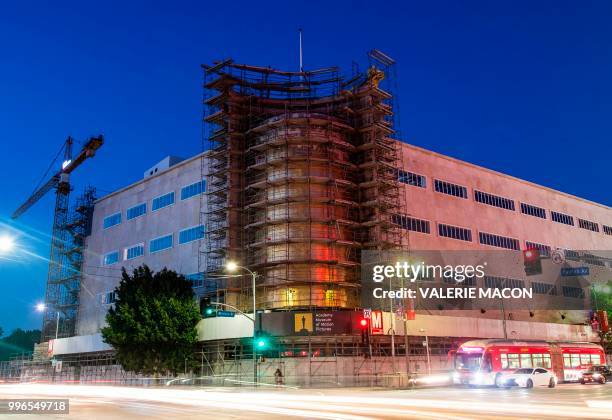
[398,142,612,251]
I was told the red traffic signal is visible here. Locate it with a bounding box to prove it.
[523,249,540,262]
[359,318,368,328]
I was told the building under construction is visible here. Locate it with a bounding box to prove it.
[202,50,407,311]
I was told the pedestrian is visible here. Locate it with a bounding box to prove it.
[274,368,283,386]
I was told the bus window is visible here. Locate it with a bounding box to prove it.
[563,354,571,368]
[532,354,543,368]
[591,354,601,365]
[571,354,580,368]
[508,354,520,369]
[483,354,492,372]
[580,354,592,366]
[500,354,508,369]
[520,354,532,368]
[543,354,551,368]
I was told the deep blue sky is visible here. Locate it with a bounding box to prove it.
[0,1,610,333]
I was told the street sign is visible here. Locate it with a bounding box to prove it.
[363,308,372,319]
[561,267,589,277]
[217,310,235,318]
[371,310,383,335]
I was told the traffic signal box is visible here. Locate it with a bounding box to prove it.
[523,249,543,276]
[201,297,216,318]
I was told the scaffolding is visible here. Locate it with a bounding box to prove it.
[200,51,406,312]
[42,187,96,341]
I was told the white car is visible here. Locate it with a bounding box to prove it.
[499,368,557,388]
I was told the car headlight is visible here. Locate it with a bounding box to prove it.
[473,372,483,384]
[452,372,460,381]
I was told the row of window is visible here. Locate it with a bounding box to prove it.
[102,180,205,230]
[102,225,204,266]
[563,353,602,368]
[500,353,552,370]
[398,171,611,237]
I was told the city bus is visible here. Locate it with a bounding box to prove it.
[449,339,605,386]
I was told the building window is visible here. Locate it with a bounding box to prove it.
[103,212,121,229]
[603,225,612,236]
[125,243,144,260]
[551,211,574,226]
[181,180,206,200]
[398,170,426,188]
[101,291,116,305]
[562,286,585,299]
[484,276,524,289]
[103,251,119,266]
[434,179,467,199]
[150,234,173,253]
[152,192,175,211]
[392,214,430,234]
[438,223,472,242]
[532,282,557,295]
[474,190,515,211]
[525,241,551,257]
[126,202,147,220]
[520,202,546,219]
[479,232,519,250]
[578,218,599,232]
[185,272,204,288]
[179,225,205,244]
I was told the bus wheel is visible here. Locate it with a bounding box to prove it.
[495,373,503,388]
[526,379,533,389]
[548,378,556,388]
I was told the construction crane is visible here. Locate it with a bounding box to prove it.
[12,135,104,341]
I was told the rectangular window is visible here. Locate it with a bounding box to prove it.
[500,354,508,369]
[532,354,544,368]
[532,282,557,295]
[125,243,144,260]
[525,241,551,257]
[520,202,546,219]
[484,276,524,289]
[103,251,119,266]
[603,225,612,236]
[543,354,551,368]
[507,354,520,369]
[474,190,515,211]
[152,192,175,211]
[520,354,533,368]
[103,212,121,229]
[181,180,206,200]
[570,354,580,367]
[562,286,585,299]
[438,223,472,242]
[551,211,574,226]
[398,169,426,188]
[578,218,599,232]
[179,225,205,244]
[392,214,430,234]
[434,179,467,198]
[479,232,519,250]
[185,272,204,288]
[101,291,116,305]
[126,202,147,220]
[591,354,601,365]
[150,234,173,253]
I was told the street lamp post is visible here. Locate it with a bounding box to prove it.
[419,328,431,374]
[226,261,258,385]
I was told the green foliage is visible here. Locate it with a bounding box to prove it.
[101,265,200,377]
[0,329,41,361]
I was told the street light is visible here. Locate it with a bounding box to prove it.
[35,303,60,340]
[225,260,258,385]
[0,235,15,253]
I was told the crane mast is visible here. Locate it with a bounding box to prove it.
[13,135,103,341]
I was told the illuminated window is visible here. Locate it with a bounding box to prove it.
[500,354,508,369]
[520,354,532,368]
[507,354,519,369]
[325,289,337,306]
[591,354,601,365]
[286,288,297,306]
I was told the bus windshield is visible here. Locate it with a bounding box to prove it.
[455,352,483,371]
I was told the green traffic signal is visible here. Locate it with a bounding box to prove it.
[257,338,267,348]
[205,308,214,315]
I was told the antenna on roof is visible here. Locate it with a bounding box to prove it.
[298,28,303,72]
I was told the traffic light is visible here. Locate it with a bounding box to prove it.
[256,338,268,349]
[358,318,370,343]
[201,297,216,318]
[523,249,542,276]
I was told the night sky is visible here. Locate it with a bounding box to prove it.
[0,1,610,333]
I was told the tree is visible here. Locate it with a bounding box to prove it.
[101,265,200,379]
[0,328,41,361]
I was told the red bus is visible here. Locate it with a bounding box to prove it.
[449,339,605,386]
